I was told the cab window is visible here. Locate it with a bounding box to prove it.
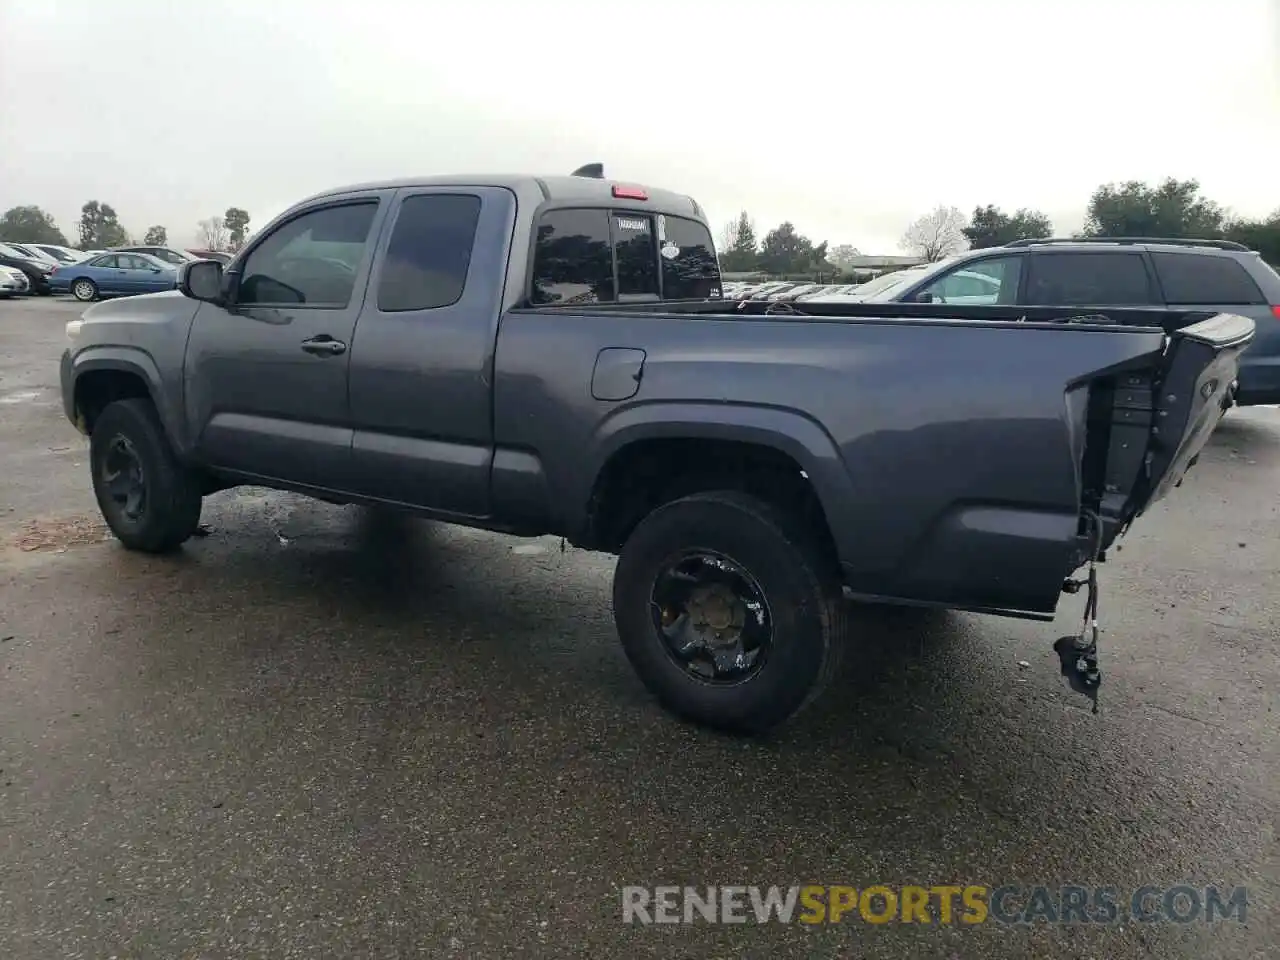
[531,209,614,305]
[530,207,722,304]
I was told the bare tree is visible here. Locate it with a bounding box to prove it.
[900,206,969,261]
[197,216,229,251]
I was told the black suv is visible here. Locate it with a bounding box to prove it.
[879,238,1280,405]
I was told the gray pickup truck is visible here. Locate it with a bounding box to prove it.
[60,169,1254,733]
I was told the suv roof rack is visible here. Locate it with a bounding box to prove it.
[1003,236,1250,252]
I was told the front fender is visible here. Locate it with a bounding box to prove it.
[63,346,188,453]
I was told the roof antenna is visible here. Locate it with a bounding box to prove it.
[571,163,605,179]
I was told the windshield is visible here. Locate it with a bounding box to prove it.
[852,269,928,300]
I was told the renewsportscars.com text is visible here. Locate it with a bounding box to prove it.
[621,884,1248,925]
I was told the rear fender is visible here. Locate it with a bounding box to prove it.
[585,401,849,535]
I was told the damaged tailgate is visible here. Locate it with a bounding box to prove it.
[1091,311,1255,546]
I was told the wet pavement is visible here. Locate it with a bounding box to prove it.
[1,297,1277,959]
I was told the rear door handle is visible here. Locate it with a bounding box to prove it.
[301,336,347,356]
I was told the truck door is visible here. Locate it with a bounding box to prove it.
[345,186,516,516]
[184,193,392,489]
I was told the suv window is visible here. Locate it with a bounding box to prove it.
[1025,252,1153,306]
[659,215,721,299]
[377,194,482,312]
[917,255,1022,305]
[1150,252,1265,305]
[531,209,614,305]
[240,202,377,307]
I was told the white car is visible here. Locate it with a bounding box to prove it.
[1,265,29,296]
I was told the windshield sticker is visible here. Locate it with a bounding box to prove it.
[660,241,680,260]
[615,217,648,232]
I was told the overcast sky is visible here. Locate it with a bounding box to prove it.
[1,0,1277,252]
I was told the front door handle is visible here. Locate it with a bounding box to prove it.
[301,336,347,356]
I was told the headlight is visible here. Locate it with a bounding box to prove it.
[65,320,83,339]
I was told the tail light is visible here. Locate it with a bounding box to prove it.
[1271,305,1280,320]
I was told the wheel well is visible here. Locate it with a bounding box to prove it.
[585,438,838,561]
[74,369,151,433]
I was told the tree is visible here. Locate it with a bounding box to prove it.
[826,244,862,269]
[1083,178,1225,239]
[756,221,826,275]
[198,216,229,251]
[719,210,759,272]
[143,225,168,246]
[77,201,129,248]
[224,207,251,251]
[901,206,968,261]
[0,206,69,245]
[1225,211,1280,266]
[962,205,1053,249]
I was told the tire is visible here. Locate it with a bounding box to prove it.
[90,398,203,553]
[612,490,846,735]
[72,278,98,302]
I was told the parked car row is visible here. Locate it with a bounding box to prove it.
[0,241,235,301]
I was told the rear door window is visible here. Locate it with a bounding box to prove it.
[531,209,615,304]
[659,215,722,299]
[377,194,482,312]
[1150,252,1265,305]
[1024,252,1154,306]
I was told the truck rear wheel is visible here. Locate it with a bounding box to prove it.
[90,398,203,553]
[612,490,845,735]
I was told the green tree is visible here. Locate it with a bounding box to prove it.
[143,225,168,246]
[757,221,821,275]
[1225,211,1280,266]
[1083,178,1225,238]
[962,205,1053,248]
[224,207,251,251]
[719,211,759,272]
[0,206,69,245]
[77,201,129,248]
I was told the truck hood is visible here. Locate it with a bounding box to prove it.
[71,290,203,356]
[81,289,196,324]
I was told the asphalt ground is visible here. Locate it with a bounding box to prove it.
[1,296,1277,959]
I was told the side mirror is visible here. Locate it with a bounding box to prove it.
[911,291,937,304]
[179,259,223,303]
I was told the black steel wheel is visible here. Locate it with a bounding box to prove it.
[90,399,203,553]
[613,490,845,735]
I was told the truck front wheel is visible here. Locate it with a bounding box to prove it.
[89,398,203,553]
[612,490,845,735]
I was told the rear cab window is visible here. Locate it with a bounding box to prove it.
[1024,252,1154,306]
[1150,252,1265,305]
[530,207,721,305]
